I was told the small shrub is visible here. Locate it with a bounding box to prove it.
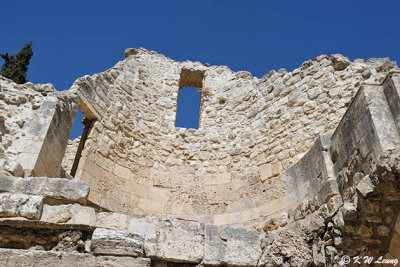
[219,97,227,104]
[198,87,212,96]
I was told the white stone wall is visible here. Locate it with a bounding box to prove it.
[71,48,397,225]
[61,137,81,175]
[0,76,78,177]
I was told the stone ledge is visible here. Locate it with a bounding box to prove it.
[0,193,43,219]
[91,228,144,257]
[0,248,150,267]
[0,175,89,204]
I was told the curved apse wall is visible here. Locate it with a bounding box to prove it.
[69,48,397,227]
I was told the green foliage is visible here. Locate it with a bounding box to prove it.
[0,42,33,84]
[219,97,227,104]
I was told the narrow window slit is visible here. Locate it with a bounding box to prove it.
[61,109,94,178]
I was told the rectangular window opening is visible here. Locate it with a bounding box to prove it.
[175,87,201,129]
[175,68,206,129]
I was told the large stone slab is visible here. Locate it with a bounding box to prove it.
[41,203,96,225]
[144,218,204,263]
[204,225,261,266]
[96,212,128,229]
[42,178,89,203]
[91,228,144,257]
[96,256,150,267]
[0,174,15,192]
[0,193,43,219]
[13,176,89,203]
[0,248,95,267]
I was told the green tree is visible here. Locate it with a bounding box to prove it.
[0,41,33,84]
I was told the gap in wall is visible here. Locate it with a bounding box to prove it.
[70,109,84,140]
[175,86,201,129]
[63,108,94,178]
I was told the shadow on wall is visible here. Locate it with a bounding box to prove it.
[61,108,94,179]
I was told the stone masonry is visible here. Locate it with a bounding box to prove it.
[0,48,399,266]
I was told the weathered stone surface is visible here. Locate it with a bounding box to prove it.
[0,193,43,219]
[96,256,151,267]
[260,231,313,267]
[356,175,375,197]
[204,225,261,266]
[42,178,90,203]
[61,137,80,176]
[91,228,144,257]
[13,176,89,203]
[96,212,128,230]
[2,161,24,177]
[0,76,78,178]
[331,54,350,71]
[0,174,15,192]
[41,203,96,225]
[144,219,204,263]
[0,248,96,267]
[41,204,73,223]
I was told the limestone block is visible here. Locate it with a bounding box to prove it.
[259,164,272,182]
[41,204,96,225]
[0,174,15,192]
[331,54,350,71]
[3,161,24,177]
[0,193,43,219]
[202,173,231,186]
[0,248,96,267]
[15,176,47,195]
[144,219,204,263]
[96,212,128,230]
[96,256,151,267]
[42,178,89,203]
[91,228,144,257]
[204,225,261,266]
[271,162,283,177]
[113,164,131,180]
[41,204,73,223]
[69,204,97,225]
[15,177,89,203]
[147,187,170,203]
[128,216,159,237]
[356,175,375,197]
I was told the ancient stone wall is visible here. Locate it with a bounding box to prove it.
[0,72,400,266]
[0,77,78,178]
[70,48,397,226]
[61,137,80,177]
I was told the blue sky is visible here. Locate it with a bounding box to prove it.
[1,0,399,138]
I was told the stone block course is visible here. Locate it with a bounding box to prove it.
[0,175,89,204]
[0,193,43,219]
[91,228,144,257]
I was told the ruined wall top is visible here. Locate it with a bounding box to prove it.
[69,48,397,226]
[1,49,400,265]
[0,76,78,177]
